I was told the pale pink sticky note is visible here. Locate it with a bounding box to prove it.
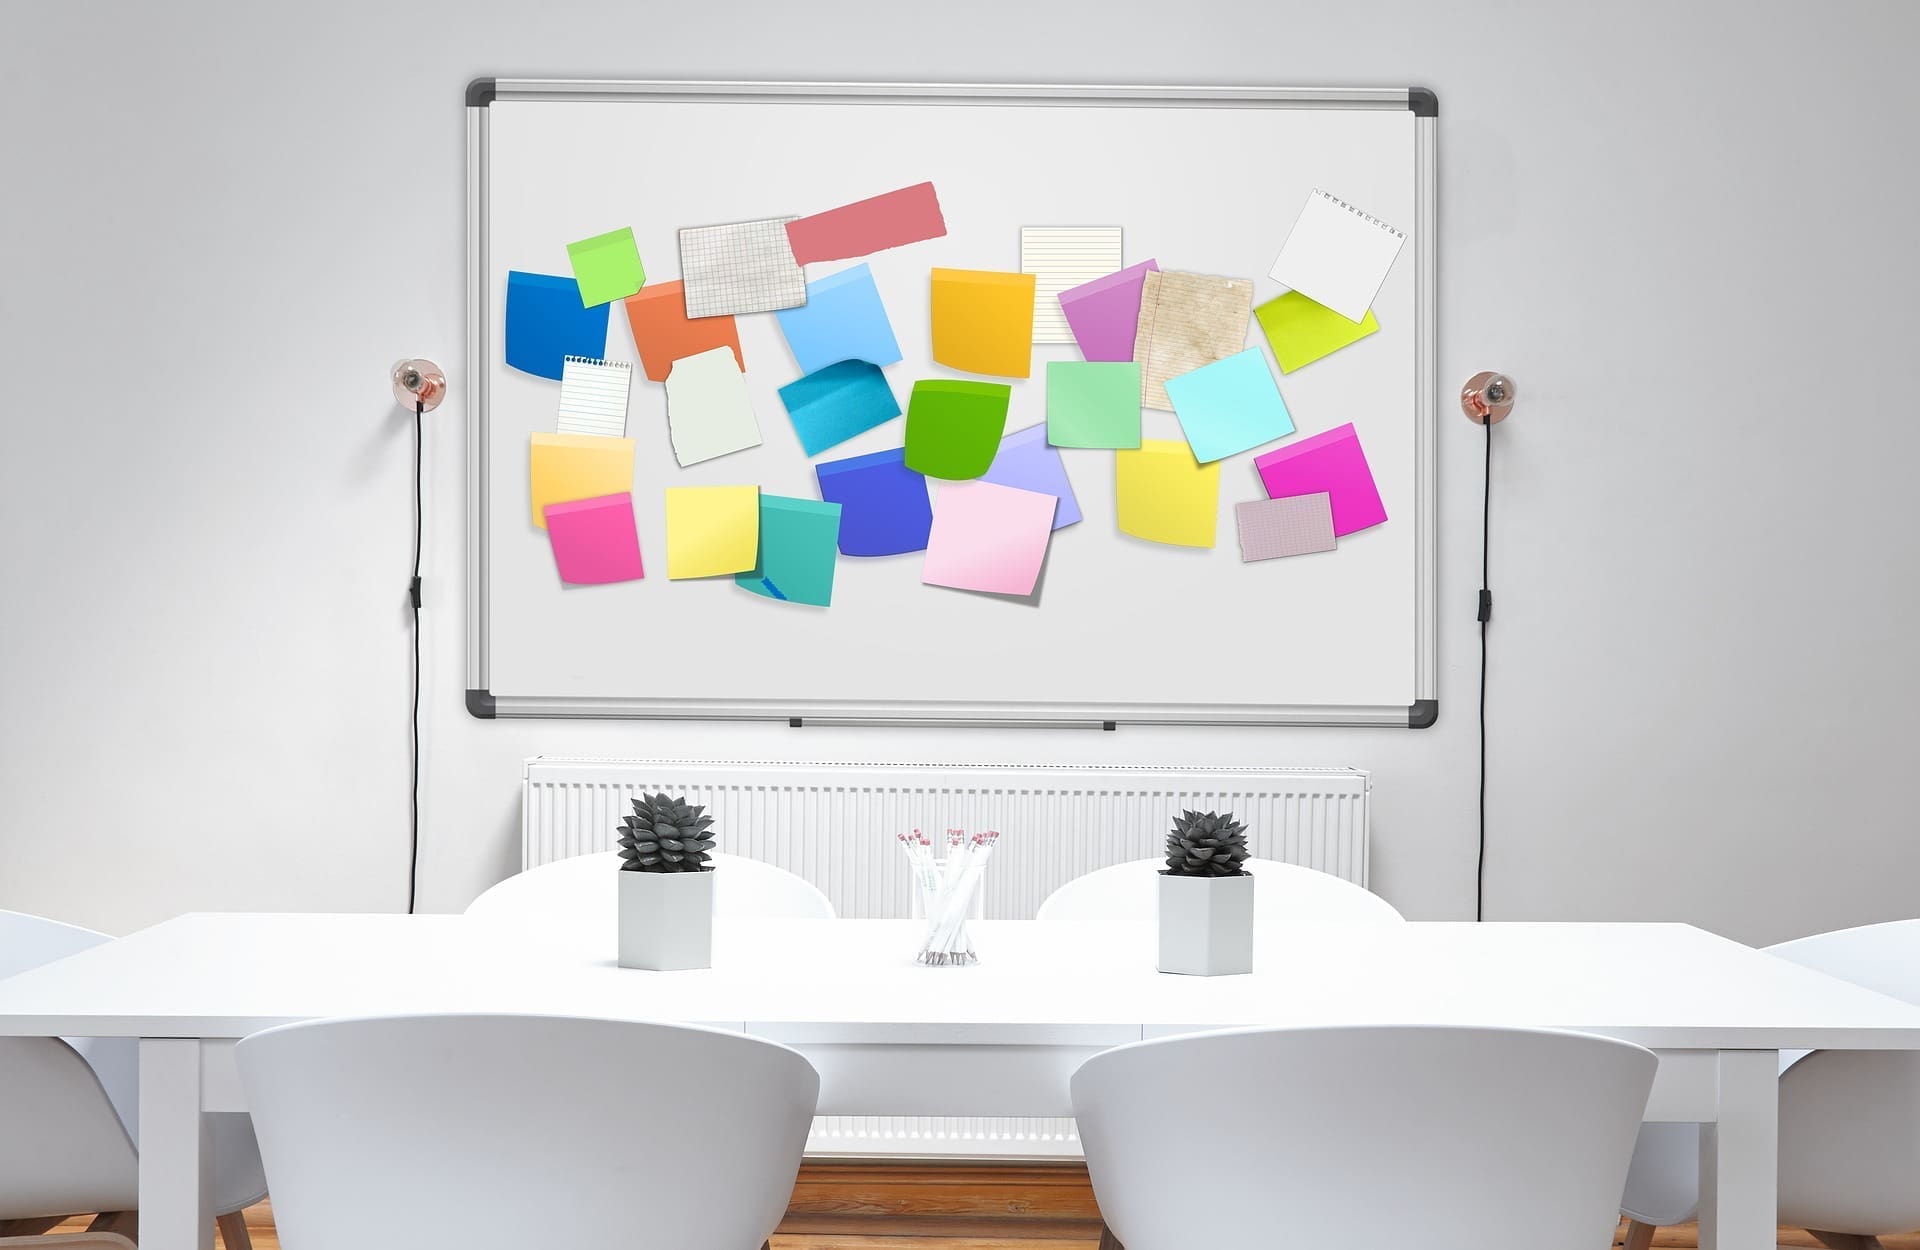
[1253,423,1386,537]
[922,480,1057,596]
[1058,259,1158,362]
[543,493,644,585]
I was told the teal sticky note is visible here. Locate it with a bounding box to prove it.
[775,263,903,374]
[1163,348,1294,463]
[737,496,843,606]
[777,360,902,457]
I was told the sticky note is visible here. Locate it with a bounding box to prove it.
[543,493,645,585]
[622,281,743,383]
[737,496,842,606]
[1133,270,1254,410]
[1268,190,1405,324]
[664,347,761,467]
[1235,494,1336,562]
[1046,361,1141,449]
[904,380,1010,480]
[786,182,947,266]
[565,227,646,307]
[678,218,806,317]
[1253,423,1387,537]
[1115,439,1220,548]
[528,433,635,530]
[1254,291,1379,373]
[922,481,1057,597]
[665,485,760,579]
[778,360,901,457]
[815,447,933,557]
[931,269,1035,378]
[556,357,631,437]
[979,424,1080,530]
[774,263,902,374]
[1021,227,1123,344]
[1059,259,1159,362]
[505,272,610,380]
[1164,349,1295,463]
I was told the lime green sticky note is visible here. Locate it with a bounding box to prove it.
[1254,291,1378,374]
[1046,361,1141,449]
[904,380,1010,480]
[566,227,646,307]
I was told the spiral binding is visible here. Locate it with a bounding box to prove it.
[1314,189,1405,239]
[563,355,630,370]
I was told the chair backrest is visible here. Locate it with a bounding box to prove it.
[1072,1025,1655,1250]
[236,1014,820,1250]
[1035,858,1402,926]
[0,909,111,981]
[0,1036,138,1219]
[1768,918,1920,1006]
[465,851,836,920]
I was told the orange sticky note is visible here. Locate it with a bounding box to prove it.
[623,280,744,383]
[931,269,1035,378]
[529,433,635,530]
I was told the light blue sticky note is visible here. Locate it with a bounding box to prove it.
[773,263,903,374]
[736,496,842,606]
[504,271,610,380]
[777,359,902,457]
[1163,348,1295,463]
[979,424,1081,530]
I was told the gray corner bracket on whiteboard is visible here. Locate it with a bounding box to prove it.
[465,80,1439,728]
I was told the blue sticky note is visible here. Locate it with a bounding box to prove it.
[978,424,1081,530]
[737,496,842,606]
[814,446,932,556]
[505,271,610,380]
[1163,349,1295,463]
[777,359,901,457]
[774,263,903,374]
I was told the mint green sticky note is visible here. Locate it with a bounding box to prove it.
[1046,361,1142,449]
[904,380,1011,480]
[736,495,843,607]
[566,227,646,307]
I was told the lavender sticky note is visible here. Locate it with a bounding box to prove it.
[1058,259,1158,362]
[814,446,933,556]
[978,424,1080,530]
[1253,423,1387,537]
[1235,494,1335,562]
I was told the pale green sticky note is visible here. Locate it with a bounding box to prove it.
[1045,361,1141,449]
[1254,291,1378,373]
[566,227,647,307]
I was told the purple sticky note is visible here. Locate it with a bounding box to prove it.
[1058,259,1159,362]
[543,493,645,584]
[814,446,933,556]
[1253,423,1387,537]
[978,424,1081,530]
[1235,494,1335,562]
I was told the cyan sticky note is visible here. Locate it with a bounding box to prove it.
[777,359,902,457]
[737,496,842,606]
[979,424,1080,530]
[505,271,610,380]
[814,446,932,556]
[1163,348,1294,463]
[774,263,903,374]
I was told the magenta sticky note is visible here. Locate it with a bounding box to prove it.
[922,480,1057,596]
[543,493,645,584]
[1253,423,1387,537]
[1058,259,1159,362]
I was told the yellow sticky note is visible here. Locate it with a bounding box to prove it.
[1116,439,1220,548]
[931,268,1036,378]
[529,433,635,529]
[665,485,760,579]
[1254,291,1379,374]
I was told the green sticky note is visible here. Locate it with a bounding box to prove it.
[737,495,842,607]
[904,380,1011,480]
[1254,291,1378,374]
[566,227,647,307]
[1046,361,1142,449]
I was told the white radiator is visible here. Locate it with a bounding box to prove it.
[521,758,1371,1157]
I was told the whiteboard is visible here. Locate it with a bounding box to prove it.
[466,82,1437,726]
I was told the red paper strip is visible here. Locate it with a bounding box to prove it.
[786,182,947,265]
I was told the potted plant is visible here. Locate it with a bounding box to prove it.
[616,793,718,970]
[1157,810,1254,976]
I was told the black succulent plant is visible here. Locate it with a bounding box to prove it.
[1163,810,1251,877]
[618,793,717,872]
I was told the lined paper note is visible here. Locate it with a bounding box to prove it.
[1235,494,1335,562]
[1020,227,1122,344]
[556,357,632,437]
[1132,270,1254,411]
[678,218,806,317]
[1268,190,1406,323]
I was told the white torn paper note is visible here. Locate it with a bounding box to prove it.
[665,346,763,466]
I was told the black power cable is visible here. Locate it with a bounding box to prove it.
[407,398,424,914]
[1475,417,1493,922]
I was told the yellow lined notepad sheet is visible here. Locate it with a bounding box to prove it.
[1020,227,1122,344]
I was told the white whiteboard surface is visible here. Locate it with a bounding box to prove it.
[467,82,1436,726]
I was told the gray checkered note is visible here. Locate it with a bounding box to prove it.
[678,218,807,318]
[1236,493,1336,562]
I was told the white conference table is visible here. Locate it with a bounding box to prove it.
[5,914,1920,1250]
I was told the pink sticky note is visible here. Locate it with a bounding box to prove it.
[786,182,947,266]
[1058,259,1159,362]
[543,493,645,584]
[1253,423,1387,537]
[922,480,1057,596]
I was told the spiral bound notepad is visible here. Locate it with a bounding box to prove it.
[556,356,632,437]
[1267,190,1405,323]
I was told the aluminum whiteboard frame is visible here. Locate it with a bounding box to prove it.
[465,79,1438,728]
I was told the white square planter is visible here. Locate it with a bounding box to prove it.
[617,868,714,971]
[1157,871,1255,976]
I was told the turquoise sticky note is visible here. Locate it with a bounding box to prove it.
[1163,348,1294,463]
[777,360,901,457]
[505,272,610,380]
[737,496,843,606]
[774,263,903,374]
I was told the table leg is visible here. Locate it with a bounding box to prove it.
[139,1038,214,1250]
[1697,1049,1777,1250]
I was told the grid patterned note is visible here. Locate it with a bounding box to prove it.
[555,357,632,437]
[1020,227,1122,344]
[678,218,807,318]
[1132,270,1255,411]
[1235,493,1336,562]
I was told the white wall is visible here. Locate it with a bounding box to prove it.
[2,0,1914,944]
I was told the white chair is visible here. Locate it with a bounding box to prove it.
[465,851,836,920]
[0,911,266,1247]
[1035,857,1402,926]
[1620,918,1920,1250]
[235,1014,819,1250]
[1072,1024,1656,1250]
